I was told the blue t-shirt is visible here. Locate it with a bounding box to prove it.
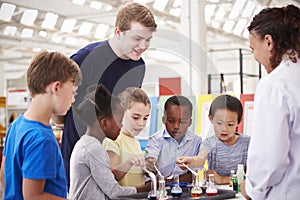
[61,40,146,189]
[3,114,67,200]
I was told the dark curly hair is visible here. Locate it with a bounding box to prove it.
[248,4,300,70]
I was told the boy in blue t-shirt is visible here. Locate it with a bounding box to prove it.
[0,51,81,200]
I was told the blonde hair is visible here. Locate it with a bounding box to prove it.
[118,87,151,110]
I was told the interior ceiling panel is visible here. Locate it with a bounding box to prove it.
[0,0,299,74]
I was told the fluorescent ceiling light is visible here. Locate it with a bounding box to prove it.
[169,8,181,17]
[61,19,77,33]
[0,3,16,21]
[242,29,249,38]
[215,7,225,21]
[52,33,62,43]
[65,37,79,46]
[78,38,89,45]
[105,5,113,11]
[20,9,38,26]
[223,20,235,32]
[232,0,246,11]
[32,47,42,52]
[90,1,102,9]
[94,24,109,39]
[42,12,58,29]
[211,21,220,29]
[153,0,168,12]
[242,1,256,17]
[229,10,239,19]
[3,26,17,36]
[78,22,93,35]
[253,6,262,15]
[72,0,85,5]
[173,0,182,7]
[233,19,247,35]
[205,4,216,23]
[21,28,34,38]
[133,0,152,4]
[39,30,48,38]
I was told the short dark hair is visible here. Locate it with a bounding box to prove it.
[164,95,193,117]
[76,84,122,126]
[209,94,243,124]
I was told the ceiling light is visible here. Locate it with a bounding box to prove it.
[72,0,85,5]
[21,28,34,38]
[94,24,109,39]
[232,0,246,11]
[242,1,256,17]
[211,21,220,29]
[42,12,58,29]
[242,29,249,38]
[233,19,247,35]
[205,4,216,23]
[78,22,93,35]
[253,6,262,15]
[20,9,38,26]
[223,20,235,32]
[65,37,79,46]
[52,33,62,43]
[39,30,48,38]
[153,0,168,12]
[215,7,225,21]
[32,47,42,52]
[105,5,113,11]
[78,38,89,45]
[3,26,17,36]
[61,19,77,33]
[90,1,102,9]
[133,0,151,4]
[169,8,181,17]
[229,10,239,19]
[172,0,182,8]
[0,3,16,21]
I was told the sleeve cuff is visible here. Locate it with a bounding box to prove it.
[245,179,267,200]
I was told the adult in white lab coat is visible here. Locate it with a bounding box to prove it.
[241,4,300,200]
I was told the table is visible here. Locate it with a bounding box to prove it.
[217,185,245,200]
[119,184,246,199]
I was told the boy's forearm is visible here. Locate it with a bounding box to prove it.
[135,180,151,193]
[193,156,205,167]
[111,159,133,181]
[216,175,230,185]
[0,156,5,194]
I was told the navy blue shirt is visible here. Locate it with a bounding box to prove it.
[61,40,145,189]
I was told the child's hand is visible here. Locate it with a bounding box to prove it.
[145,157,156,172]
[206,170,223,185]
[176,156,194,169]
[129,154,145,169]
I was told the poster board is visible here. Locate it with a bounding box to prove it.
[196,94,214,139]
[237,94,254,135]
